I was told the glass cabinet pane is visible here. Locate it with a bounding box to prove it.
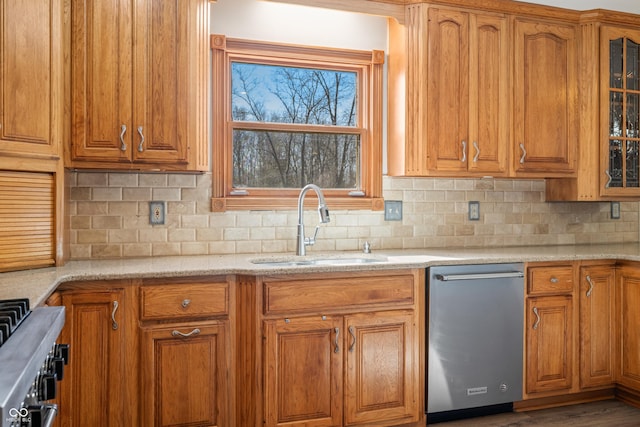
[610,92,623,137]
[628,93,639,138]
[627,140,639,187]
[609,140,623,188]
[627,39,640,90]
[611,38,624,89]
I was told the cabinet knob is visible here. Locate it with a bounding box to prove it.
[181,299,191,309]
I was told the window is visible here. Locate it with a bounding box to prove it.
[211,35,384,211]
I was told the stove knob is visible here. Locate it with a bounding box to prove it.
[39,373,57,401]
[26,403,57,427]
[52,357,65,381]
[55,343,70,365]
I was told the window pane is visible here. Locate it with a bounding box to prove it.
[231,62,358,126]
[232,130,359,189]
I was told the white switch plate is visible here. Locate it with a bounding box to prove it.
[469,201,480,221]
[384,200,403,221]
[149,201,166,225]
[611,201,620,219]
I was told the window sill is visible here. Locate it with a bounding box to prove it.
[211,196,384,212]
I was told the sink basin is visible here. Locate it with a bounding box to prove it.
[250,256,388,267]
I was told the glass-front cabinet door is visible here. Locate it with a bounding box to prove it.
[601,26,640,196]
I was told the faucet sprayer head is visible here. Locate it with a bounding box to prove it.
[318,204,330,224]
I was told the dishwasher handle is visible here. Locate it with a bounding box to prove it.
[434,271,524,281]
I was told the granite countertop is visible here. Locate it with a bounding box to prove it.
[4,243,640,307]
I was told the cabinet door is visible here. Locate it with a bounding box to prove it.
[57,290,126,426]
[600,26,640,196]
[426,8,469,173]
[132,0,208,166]
[617,265,640,389]
[579,265,616,388]
[70,0,133,163]
[140,322,228,427]
[525,296,574,395]
[263,316,343,427]
[468,13,509,175]
[0,0,62,156]
[513,19,577,176]
[344,311,417,426]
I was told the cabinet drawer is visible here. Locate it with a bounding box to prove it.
[528,265,574,294]
[141,282,228,321]
[263,273,415,315]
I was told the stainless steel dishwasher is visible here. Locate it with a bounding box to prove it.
[427,263,524,423]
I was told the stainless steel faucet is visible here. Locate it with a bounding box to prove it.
[296,184,330,256]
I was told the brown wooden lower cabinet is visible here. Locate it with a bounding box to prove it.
[579,263,616,389]
[521,261,619,410]
[55,285,131,427]
[617,264,640,390]
[52,277,233,427]
[525,295,574,395]
[263,310,417,427]
[140,321,229,427]
[257,270,424,427]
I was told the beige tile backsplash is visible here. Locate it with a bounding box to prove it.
[68,172,640,259]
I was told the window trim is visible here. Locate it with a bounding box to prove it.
[210,34,384,212]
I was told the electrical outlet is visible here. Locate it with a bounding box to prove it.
[149,201,166,225]
[384,200,403,221]
[468,201,480,221]
[611,201,621,219]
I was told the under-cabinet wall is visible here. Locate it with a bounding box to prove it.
[67,173,640,259]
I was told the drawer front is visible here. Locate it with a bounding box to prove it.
[141,282,228,320]
[263,273,415,315]
[528,266,574,294]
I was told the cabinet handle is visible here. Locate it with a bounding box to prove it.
[111,301,119,330]
[472,141,480,163]
[172,328,201,338]
[181,299,191,308]
[532,307,540,330]
[605,170,612,188]
[348,326,356,352]
[519,143,526,164]
[461,140,467,163]
[550,277,559,284]
[119,125,127,151]
[137,126,145,152]
[586,275,594,297]
[334,327,340,353]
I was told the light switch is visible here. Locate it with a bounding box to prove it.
[469,201,480,221]
[384,200,403,221]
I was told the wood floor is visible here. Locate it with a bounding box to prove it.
[433,400,640,426]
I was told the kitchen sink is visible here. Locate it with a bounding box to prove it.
[250,256,388,267]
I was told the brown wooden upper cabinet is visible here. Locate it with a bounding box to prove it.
[600,26,640,197]
[512,18,578,177]
[68,0,209,171]
[424,8,509,176]
[388,4,578,178]
[0,0,62,159]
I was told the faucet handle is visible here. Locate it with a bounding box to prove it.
[305,225,322,247]
[363,241,371,254]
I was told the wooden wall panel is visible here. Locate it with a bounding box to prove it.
[0,171,55,272]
